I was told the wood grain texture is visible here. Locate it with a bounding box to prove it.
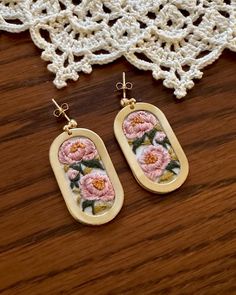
[0,31,236,295]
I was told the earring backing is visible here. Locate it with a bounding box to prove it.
[116,72,136,108]
[52,99,77,134]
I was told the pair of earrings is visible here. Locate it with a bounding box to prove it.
[50,73,189,225]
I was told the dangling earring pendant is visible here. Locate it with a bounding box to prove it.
[114,73,189,194]
[50,99,124,225]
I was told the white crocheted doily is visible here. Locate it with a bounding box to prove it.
[1,0,236,98]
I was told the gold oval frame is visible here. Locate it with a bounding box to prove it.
[49,128,124,225]
[114,103,189,194]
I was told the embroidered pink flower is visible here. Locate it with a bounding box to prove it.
[153,131,166,144]
[67,168,79,180]
[79,173,115,201]
[138,145,171,181]
[123,111,157,140]
[59,138,98,164]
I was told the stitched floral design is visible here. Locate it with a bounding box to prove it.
[58,137,114,215]
[153,131,166,144]
[67,168,80,180]
[123,111,157,140]
[80,173,115,202]
[123,111,180,183]
[59,138,98,164]
[138,145,171,181]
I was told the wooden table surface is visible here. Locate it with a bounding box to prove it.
[0,31,236,295]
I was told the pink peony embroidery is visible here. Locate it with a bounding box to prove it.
[79,173,115,201]
[153,131,166,144]
[67,168,79,180]
[123,111,158,140]
[59,138,98,164]
[138,145,171,181]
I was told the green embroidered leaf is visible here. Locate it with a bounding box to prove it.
[146,128,157,143]
[155,140,166,148]
[73,173,80,182]
[70,179,80,189]
[81,159,104,170]
[155,136,170,148]
[69,163,84,175]
[132,134,146,153]
[82,200,95,214]
[164,137,170,145]
[165,160,180,174]
[69,163,80,171]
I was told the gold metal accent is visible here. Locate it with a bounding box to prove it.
[116,72,136,109]
[114,102,189,194]
[49,128,124,225]
[52,99,78,135]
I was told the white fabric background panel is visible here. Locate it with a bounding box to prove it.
[0,0,235,98]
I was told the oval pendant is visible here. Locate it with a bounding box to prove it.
[114,103,189,193]
[49,128,124,225]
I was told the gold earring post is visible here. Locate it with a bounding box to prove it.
[52,99,77,134]
[115,72,136,109]
[122,72,128,99]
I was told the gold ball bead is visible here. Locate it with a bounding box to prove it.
[70,119,77,128]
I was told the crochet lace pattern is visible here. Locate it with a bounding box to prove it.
[1,0,235,98]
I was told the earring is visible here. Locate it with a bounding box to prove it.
[114,73,189,194]
[50,99,124,225]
